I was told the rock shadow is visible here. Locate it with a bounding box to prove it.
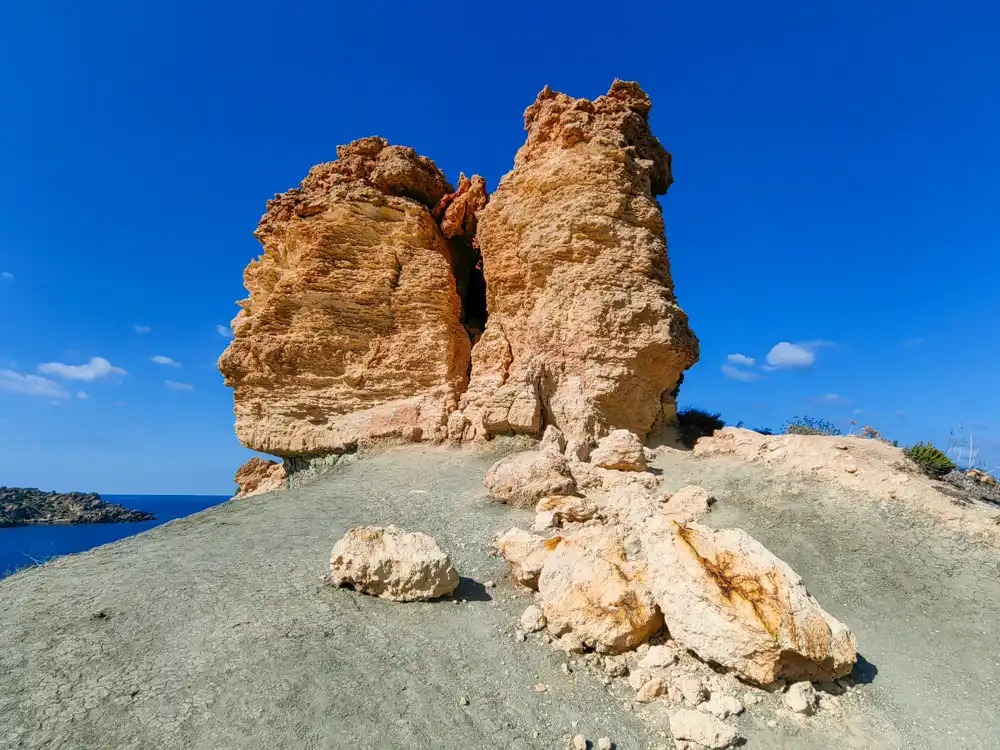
[452,577,493,602]
[852,653,878,684]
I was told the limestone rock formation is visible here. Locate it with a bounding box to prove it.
[328,525,459,601]
[495,527,561,589]
[218,137,475,458]
[461,80,699,445]
[233,457,286,498]
[536,526,663,654]
[661,485,713,524]
[641,520,857,684]
[482,448,577,508]
[590,429,648,471]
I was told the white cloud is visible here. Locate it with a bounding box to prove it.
[901,337,924,346]
[1,271,13,281]
[150,355,181,367]
[0,370,70,399]
[823,393,846,403]
[77,391,89,399]
[165,380,194,391]
[38,356,127,381]
[764,340,833,370]
[721,363,763,382]
[216,324,234,339]
[894,409,908,418]
[852,408,866,415]
[133,324,152,334]
[726,353,756,366]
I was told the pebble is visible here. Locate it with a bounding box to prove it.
[743,691,761,706]
[534,683,548,693]
[458,696,469,706]
[597,738,613,750]
[571,735,587,750]
[767,720,777,728]
[784,682,818,715]
[484,580,496,588]
[561,663,572,675]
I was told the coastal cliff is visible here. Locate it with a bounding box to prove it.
[0,487,154,527]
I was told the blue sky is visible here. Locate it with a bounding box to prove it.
[2,1,999,493]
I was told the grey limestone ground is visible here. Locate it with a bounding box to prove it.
[2,444,999,749]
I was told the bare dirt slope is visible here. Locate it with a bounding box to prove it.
[2,445,999,749]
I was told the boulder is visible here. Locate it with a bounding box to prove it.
[668,709,740,749]
[540,425,567,453]
[662,485,713,524]
[537,526,663,654]
[495,528,562,589]
[642,521,857,684]
[519,604,547,633]
[590,429,648,472]
[460,81,699,445]
[638,644,677,669]
[219,137,474,457]
[483,449,577,508]
[635,677,667,703]
[701,694,744,719]
[328,525,459,602]
[535,494,600,525]
[233,457,286,498]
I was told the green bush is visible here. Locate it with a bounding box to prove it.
[677,408,725,448]
[904,442,955,478]
[783,416,841,436]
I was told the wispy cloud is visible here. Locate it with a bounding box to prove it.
[39,357,127,382]
[726,353,756,366]
[822,393,847,403]
[852,408,866,415]
[1,271,13,282]
[0,370,70,399]
[165,380,194,391]
[77,391,89,399]
[722,363,764,381]
[150,355,181,367]
[901,337,924,347]
[894,410,908,418]
[764,340,834,370]
[133,324,152,334]
[216,324,234,339]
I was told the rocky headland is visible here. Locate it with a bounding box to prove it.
[0,487,154,527]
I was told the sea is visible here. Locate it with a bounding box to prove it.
[0,494,230,579]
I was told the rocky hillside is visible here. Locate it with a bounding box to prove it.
[0,487,154,527]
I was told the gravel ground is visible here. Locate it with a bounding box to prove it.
[2,444,999,749]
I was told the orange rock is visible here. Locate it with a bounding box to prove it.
[219,138,472,456]
[462,81,699,444]
[233,457,286,498]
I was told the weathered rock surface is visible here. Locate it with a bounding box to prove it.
[641,520,857,684]
[460,81,699,445]
[535,494,600,525]
[0,487,154,528]
[328,525,459,601]
[219,137,474,457]
[233,457,286,498]
[669,708,740,749]
[590,429,648,472]
[434,173,488,241]
[661,485,713,524]
[495,528,561,589]
[483,448,577,508]
[536,526,663,654]
[784,681,818,715]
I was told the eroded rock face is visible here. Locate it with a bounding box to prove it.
[461,81,699,445]
[641,520,857,684]
[328,525,459,601]
[233,457,286,498]
[218,137,473,457]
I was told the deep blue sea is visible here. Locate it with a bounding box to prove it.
[0,494,229,579]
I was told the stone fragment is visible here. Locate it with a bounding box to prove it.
[677,676,707,706]
[641,521,857,684]
[483,449,577,509]
[461,81,699,445]
[590,430,648,472]
[661,485,713,524]
[597,739,613,750]
[743,691,761,706]
[571,735,587,750]
[668,708,740,749]
[565,440,591,462]
[541,425,568,453]
[536,495,600,525]
[433,173,488,240]
[635,677,667,703]
[495,528,562,589]
[519,604,547,633]
[534,511,559,531]
[701,694,744,719]
[784,681,818,715]
[638,644,677,669]
[537,526,663,654]
[233,457,286,498]
[219,137,471,456]
[328,525,459,601]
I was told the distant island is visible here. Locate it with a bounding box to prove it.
[0,487,155,528]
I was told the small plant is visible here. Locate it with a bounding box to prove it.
[904,442,955,478]
[783,416,841,436]
[677,408,725,448]
[753,427,775,435]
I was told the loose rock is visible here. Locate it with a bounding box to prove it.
[635,677,667,703]
[328,525,459,602]
[483,449,577,509]
[590,430,648,472]
[701,694,744,719]
[669,708,740,749]
[784,681,818,715]
[519,604,547,633]
[495,528,562,589]
[661,485,713,524]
